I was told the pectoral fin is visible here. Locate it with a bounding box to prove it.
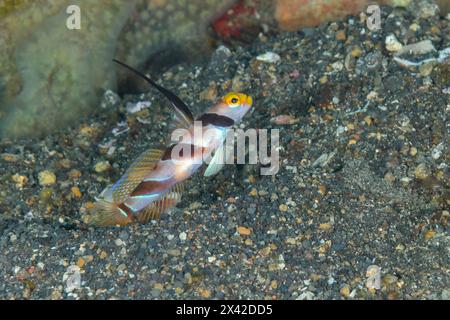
[204,145,225,177]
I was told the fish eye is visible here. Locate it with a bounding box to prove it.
[225,94,240,106]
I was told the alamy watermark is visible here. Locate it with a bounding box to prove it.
[169,122,280,176]
[66,5,81,30]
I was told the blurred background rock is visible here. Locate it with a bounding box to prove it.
[0,0,446,138]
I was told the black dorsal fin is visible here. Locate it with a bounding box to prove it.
[113,59,194,128]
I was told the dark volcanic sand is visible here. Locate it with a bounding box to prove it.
[0,4,449,299]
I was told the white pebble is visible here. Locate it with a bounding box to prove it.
[256,52,281,63]
[179,232,187,241]
[385,34,403,52]
[431,142,444,160]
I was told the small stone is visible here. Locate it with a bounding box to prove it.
[340,285,351,297]
[424,230,435,241]
[199,82,217,101]
[319,76,328,84]
[179,232,187,241]
[431,142,444,160]
[99,251,108,259]
[318,185,327,195]
[51,289,62,300]
[71,186,82,198]
[414,163,430,180]
[167,249,181,256]
[270,115,299,125]
[198,288,211,298]
[244,239,253,246]
[419,62,434,77]
[331,61,344,72]
[38,170,56,186]
[364,115,373,126]
[68,169,82,179]
[76,258,85,268]
[94,161,111,173]
[351,46,363,57]
[115,239,124,246]
[249,188,258,196]
[154,283,164,291]
[1,153,21,162]
[385,34,403,52]
[175,287,184,295]
[286,237,297,245]
[227,204,237,213]
[382,274,398,288]
[335,30,346,41]
[63,265,81,293]
[384,172,395,183]
[318,223,332,231]
[365,265,381,290]
[189,202,202,210]
[256,52,280,63]
[237,226,252,236]
[11,174,28,188]
[409,147,418,156]
[270,280,278,289]
[279,204,288,212]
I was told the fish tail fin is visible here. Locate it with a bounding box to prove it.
[89,199,133,227]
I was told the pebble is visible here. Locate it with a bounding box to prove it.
[114,239,124,246]
[71,186,82,198]
[431,142,444,160]
[256,52,280,63]
[119,231,129,240]
[318,223,332,231]
[414,163,430,180]
[167,249,181,256]
[51,289,62,300]
[63,265,81,293]
[1,153,21,162]
[94,161,111,173]
[335,30,346,41]
[179,232,187,241]
[38,170,56,186]
[76,257,85,268]
[237,226,252,236]
[270,115,299,125]
[365,265,381,290]
[382,274,398,288]
[340,285,351,297]
[424,230,435,241]
[384,172,395,183]
[279,204,288,212]
[385,34,403,52]
[198,288,211,298]
[11,174,28,188]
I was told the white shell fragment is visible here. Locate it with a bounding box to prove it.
[256,52,281,63]
[395,40,436,56]
[385,34,403,52]
[126,101,151,114]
